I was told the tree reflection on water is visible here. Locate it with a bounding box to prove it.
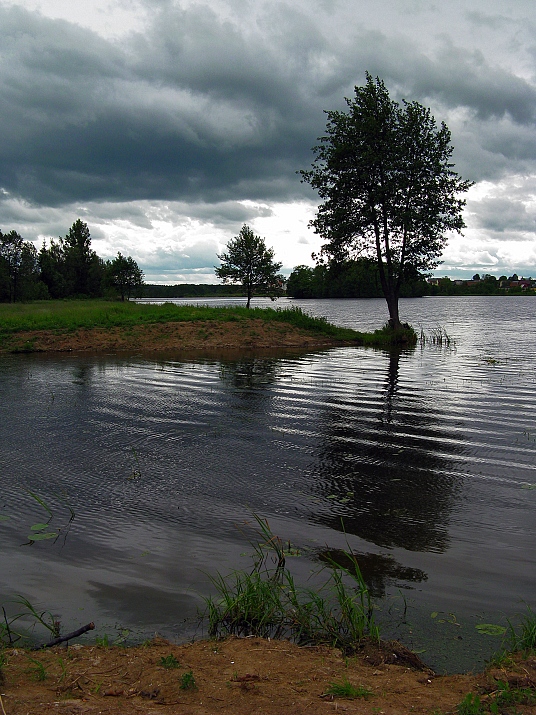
[309,349,464,553]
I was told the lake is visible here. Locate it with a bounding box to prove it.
[1,296,534,672]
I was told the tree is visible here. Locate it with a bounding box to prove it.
[215,225,283,308]
[0,230,41,302]
[300,73,473,328]
[106,252,144,300]
[61,219,104,296]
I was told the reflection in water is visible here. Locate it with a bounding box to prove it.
[219,357,280,390]
[317,548,427,599]
[310,349,462,552]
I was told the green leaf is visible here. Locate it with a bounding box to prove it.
[475,623,506,636]
[30,523,49,531]
[431,612,438,619]
[28,532,57,541]
[0,516,10,522]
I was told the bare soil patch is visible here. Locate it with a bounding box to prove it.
[2,637,535,715]
[1,319,344,355]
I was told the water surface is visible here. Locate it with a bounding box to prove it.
[1,296,534,672]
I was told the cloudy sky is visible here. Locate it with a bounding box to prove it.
[1,0,535,283]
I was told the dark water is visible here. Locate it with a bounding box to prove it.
[1,296,534,672]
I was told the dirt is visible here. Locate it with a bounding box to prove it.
[2,637,535,715]
[1,319,345,355]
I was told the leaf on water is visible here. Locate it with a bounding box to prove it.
[30,523,49,531]
[521,483,536,490]
[0,516,10,522]
[475,623,506,636]
[431,612,438,619]
[28,532,57,541]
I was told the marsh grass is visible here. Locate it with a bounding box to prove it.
[507,606,536,653]
[419,325,455,347]
[203,517,379,651]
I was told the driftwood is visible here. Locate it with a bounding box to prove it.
[33,622,95,650]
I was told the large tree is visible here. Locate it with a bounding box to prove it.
[215,225,283,308]
[301,74,473,328]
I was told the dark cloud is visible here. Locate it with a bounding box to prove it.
[0,0,535,216]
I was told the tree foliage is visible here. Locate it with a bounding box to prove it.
[300,74,473,327]
[0,219,143,302]
[215,225,283,308]
[105,252,144,300]
[287,259,427,299]
[0,230,42,302]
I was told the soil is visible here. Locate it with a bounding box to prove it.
[1,319,346,355]
[2,637,535,715]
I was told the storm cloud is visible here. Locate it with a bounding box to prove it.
[0,0,535,279]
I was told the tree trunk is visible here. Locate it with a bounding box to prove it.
[385,289,401,329]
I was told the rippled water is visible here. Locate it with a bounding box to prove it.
[1,296,534,672]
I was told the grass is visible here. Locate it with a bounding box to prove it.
[324,676,374,699]
[0,299,416,348]
[507,606,536,653]
[203,516,379,651]
[160,653,180,669]
[179,670,197,690]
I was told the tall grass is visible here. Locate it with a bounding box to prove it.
[507,606,536,653]
[203,516,379,651]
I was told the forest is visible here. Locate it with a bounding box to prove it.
[0,220,143,302]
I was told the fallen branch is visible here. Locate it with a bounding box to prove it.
[33,622,95,650]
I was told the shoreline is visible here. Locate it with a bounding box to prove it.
[2,636,535,714]
[0,319,354,355]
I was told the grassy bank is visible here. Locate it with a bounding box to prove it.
[0,300,416,349]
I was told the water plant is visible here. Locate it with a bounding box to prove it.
[203,516,379,651]
[419,325,455,347]
[507,606,536,653]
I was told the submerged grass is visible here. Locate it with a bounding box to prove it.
[203,516,379,652]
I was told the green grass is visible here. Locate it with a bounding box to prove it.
[324,676,374,699]
[179,670,197,690]
[203,516,379,651]
[0,299,416,348]
[507,606,536,653]
[160,653,180,669]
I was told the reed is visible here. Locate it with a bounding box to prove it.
[203,517,379,650]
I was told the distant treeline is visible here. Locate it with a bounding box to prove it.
[0,220,143,302]
[286,263,536,299]
[428,274,536,296]
[142,283,243,298]
[286,260,428,299]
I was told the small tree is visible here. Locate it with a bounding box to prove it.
[301,73,473,329]
[106,252,144,300]
[215,225,283,308]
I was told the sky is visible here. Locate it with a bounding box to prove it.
[0,0,535,283]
